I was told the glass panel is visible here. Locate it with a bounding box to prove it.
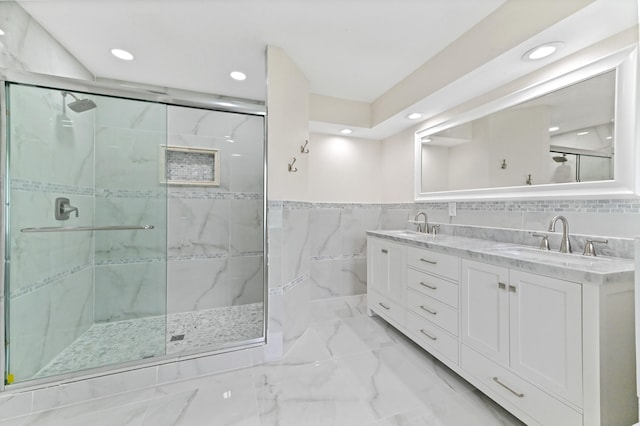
[165,106,264,354]
[577,154,613,182]
[5,83,167,383]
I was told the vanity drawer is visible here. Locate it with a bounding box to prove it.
[407,289,458,336]
[406,311,458,364]
[407,247,459,281]
[407,268,458,308]
[369,290,405,326]
[461,345,582,426]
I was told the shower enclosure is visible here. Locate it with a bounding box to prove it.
[2,78,266,386]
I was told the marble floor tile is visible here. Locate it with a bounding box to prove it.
[309,295,368,324]
[252,359,377,426]
[2,310,526,426]
[375,389,526,426]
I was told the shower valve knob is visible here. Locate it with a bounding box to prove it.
[55,197,79,220]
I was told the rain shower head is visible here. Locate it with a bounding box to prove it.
[62,91,97,113]
[552,154,568,163]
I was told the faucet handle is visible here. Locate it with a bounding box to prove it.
[582,239,608,257]
[531,233,550,251]
[430,225,440,235]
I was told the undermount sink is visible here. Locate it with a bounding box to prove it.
[486,245,615,267]
[389,230,454,241]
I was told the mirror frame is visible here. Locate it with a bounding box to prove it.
[414,46,638,201]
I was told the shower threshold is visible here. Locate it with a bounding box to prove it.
[34,302,264,379]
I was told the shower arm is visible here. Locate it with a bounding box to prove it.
[61,91,80,101]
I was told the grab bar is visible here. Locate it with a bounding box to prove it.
[20,225,154,233]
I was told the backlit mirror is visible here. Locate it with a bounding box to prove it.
[415,47,638,201]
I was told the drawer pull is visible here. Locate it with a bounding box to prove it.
[498,282,506,290]
[419,258,437,265]
[509,285,517,293]
[419,329,437,340]
[419,281,437,290]
[378,302,391,310]
[419,305,437,315]
[381,249,388,254]
[492,377,524,398]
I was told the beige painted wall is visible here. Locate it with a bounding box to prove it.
[308,133,382,202]
[266,46,310,201]
[380,127,415,203]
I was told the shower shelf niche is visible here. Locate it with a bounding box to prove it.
[159,145,220,186]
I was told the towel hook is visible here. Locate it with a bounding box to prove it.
[300,140,310,154]
[288,157,298,172]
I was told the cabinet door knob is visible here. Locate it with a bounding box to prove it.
[419,329,438,341]
[492,377,524,398]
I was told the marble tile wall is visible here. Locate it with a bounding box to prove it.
[0,1,92,80]
[0,0,94,386]
[165,106,265,315]
[93,97,167,322]
[6,85,97,382]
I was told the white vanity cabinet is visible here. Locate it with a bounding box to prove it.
[367,238,407,326]
[366,234,637,426]
[461,259,583,425]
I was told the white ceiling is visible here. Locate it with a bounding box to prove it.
[16,0,640,140]
[18,0,505,102]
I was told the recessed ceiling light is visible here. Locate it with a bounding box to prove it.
[577,131,589,136]
[549,126,560,132]
[606,136,613,140]
[230,71,246,81]
[522,42,563,61]
[407,113,422,120]
[0,29,5,36]
[340,128,352,134]
[111,48,134,61]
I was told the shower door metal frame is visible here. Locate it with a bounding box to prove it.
[0,69,268,392]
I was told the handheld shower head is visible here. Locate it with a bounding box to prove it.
[62,91,97,113]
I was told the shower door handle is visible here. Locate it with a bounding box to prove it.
[20,225,155,233]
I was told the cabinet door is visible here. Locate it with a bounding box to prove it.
[367,238,406,303]
[386,242,406,303]
[461,259,509,365]
[509,270,582,406]
[367,238,386,294]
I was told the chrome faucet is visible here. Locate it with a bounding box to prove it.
[548,215,571,253]
[414,211,429,233]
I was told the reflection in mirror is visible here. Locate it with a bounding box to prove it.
[420,70,615,192]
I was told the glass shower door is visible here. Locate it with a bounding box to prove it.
[4,83,167,384]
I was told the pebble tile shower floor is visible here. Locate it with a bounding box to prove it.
[35,303,264,378]
[1,296,524,425]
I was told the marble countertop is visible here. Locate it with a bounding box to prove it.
[367,230,634,285]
